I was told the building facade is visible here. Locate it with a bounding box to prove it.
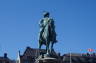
[16,47,96,63]
[17,47,46,63]
[62,53,96,63]
[0,53,15,63]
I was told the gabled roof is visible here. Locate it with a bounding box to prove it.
[20,47,46,59]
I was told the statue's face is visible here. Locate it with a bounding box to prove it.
[43,12,49,17]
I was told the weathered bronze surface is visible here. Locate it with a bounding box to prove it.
[38,12,57,54]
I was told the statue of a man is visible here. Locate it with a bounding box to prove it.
[39,12,57,53]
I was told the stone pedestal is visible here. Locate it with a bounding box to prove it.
[35,50,61,63]
[38,57,59,63]
[38,57,58,63]
[35,55,60,63]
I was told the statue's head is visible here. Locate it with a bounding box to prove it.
[43,12,50,18]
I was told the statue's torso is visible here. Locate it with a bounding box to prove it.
[39,17,57,44]
[43,17,50,27]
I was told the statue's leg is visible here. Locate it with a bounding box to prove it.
[39,44,41,49]
[46,41,50,54]
[39,40,41,49]
[46,42,48,53]
[39,40,42,55]
[51,42,54,52]
[48,43,49,53]
[46,44,47,52]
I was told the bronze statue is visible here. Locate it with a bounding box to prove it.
[38,12,57,54]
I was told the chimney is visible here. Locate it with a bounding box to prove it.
[4,53,7,58]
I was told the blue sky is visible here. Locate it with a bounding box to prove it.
[0,0,96,59]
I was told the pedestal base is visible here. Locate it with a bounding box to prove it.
[35,50,61,63]
[38,57,58,63]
